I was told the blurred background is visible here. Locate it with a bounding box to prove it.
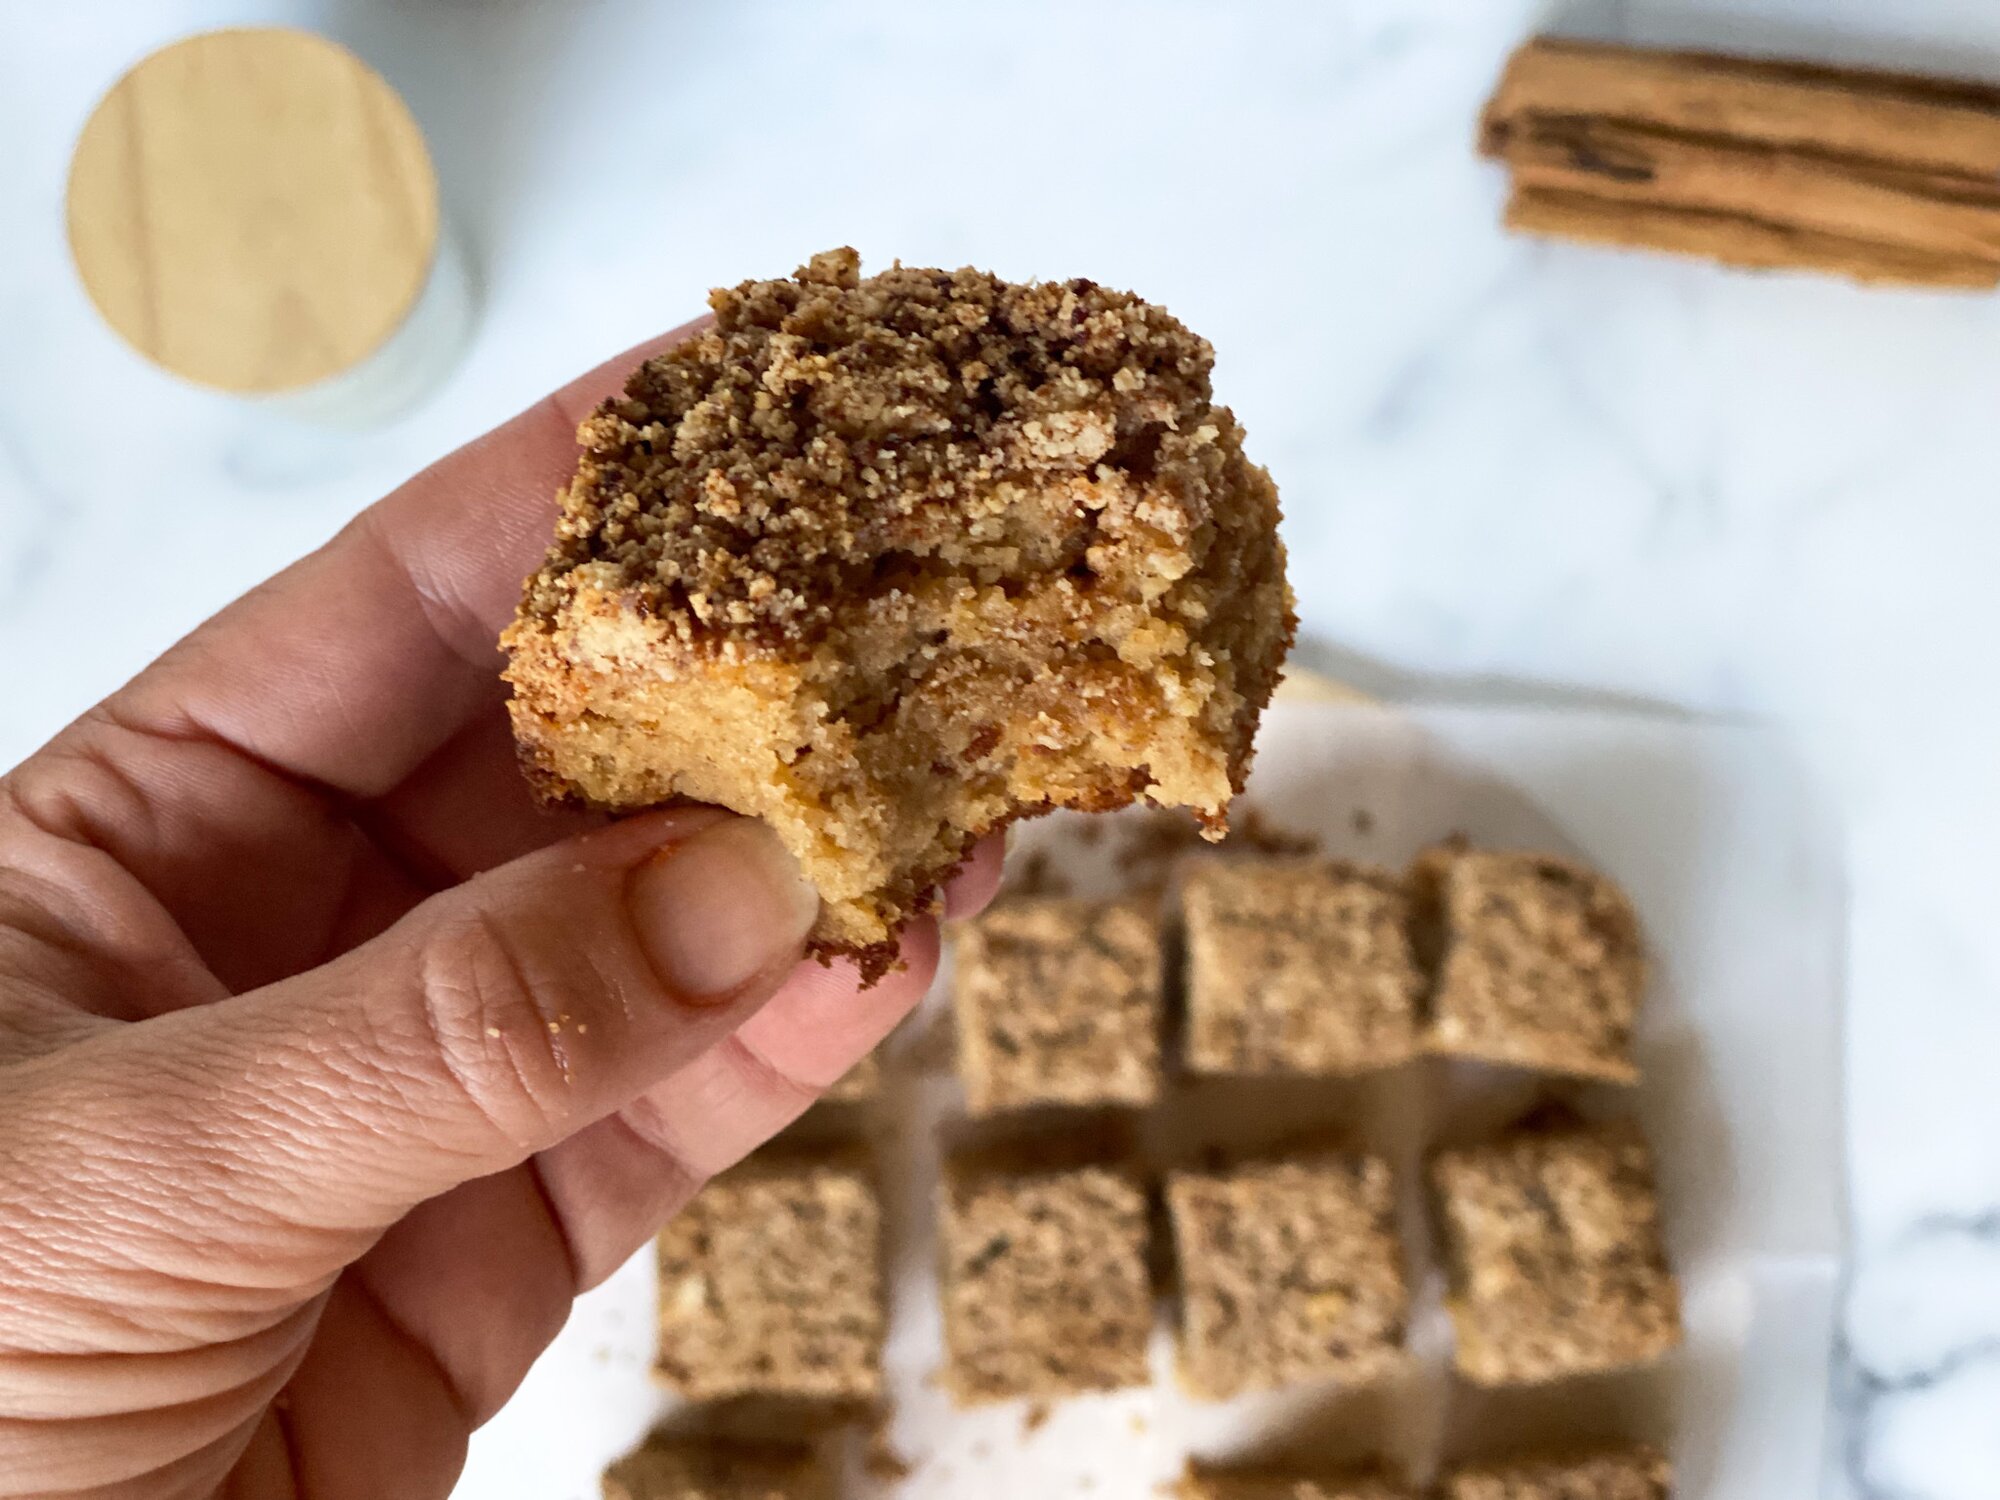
[7,2,2000,1496]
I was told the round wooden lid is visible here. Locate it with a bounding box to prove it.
[66,27,440,395]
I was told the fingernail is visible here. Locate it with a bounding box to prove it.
[626,820,820,1002]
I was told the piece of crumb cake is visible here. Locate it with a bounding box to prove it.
[1439,1446,1671,1500]
[1181,857,1423,1076]
[503,250,1295,975]
[1416,845,1646,1083]
[952,894,1164,1115]
[939,1160,1154,1402]
[602,1432,829,1500]
[1429,1119,1681,1386]
[1181,1462,1415,1500]
[1166,1155,1409,1400]
[653,1156,884,1402]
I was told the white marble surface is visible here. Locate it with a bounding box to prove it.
[4,2,1998,1495]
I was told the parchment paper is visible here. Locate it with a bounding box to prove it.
[456,703,1844,1500]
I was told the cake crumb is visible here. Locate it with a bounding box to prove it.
[1115,809,1212,877]
[1235,807,1320,857]
[1116,805,1316,884]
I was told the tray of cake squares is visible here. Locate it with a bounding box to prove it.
[462,699,1846,1500]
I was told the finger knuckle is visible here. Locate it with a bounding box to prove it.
[411,911,593,1149]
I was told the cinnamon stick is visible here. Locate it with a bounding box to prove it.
[1484,37,2000,177]
[1483,36,2000,289]
[1506,186,2000,290]
[1505,117,2000,258]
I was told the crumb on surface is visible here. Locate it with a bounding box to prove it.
[1114,808,1215,877]
[1429,1120,1681,1385]
[1113,804,1319,884]
[1233,807,1322,858]
[1166,1155,1408,1400]
[1181,858,1423,1075]
[503,249,1294,979]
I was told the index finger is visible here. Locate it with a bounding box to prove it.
[113,318,709,800]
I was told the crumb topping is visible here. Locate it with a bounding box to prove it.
[524,247,1227,644]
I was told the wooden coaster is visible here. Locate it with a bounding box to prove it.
[66,27,440,395]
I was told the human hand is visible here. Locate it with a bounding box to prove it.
[0,323,1002,1499]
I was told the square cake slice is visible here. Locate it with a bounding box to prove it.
[1181,858,1424,1075]
[654,1156,883,1401]
[1430,1121,1681,1385]
[939,1161,1153,1402]
[1181,1462,1415,1500]
[1440,1446,1671,1500]
[953,894,1164,1114]
[503,249,1295,978]
[1166,1155,1408,1399]
[602,1433,829,1500]
[1416,846,1646,1082]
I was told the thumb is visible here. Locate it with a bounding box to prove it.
[17,807,821,1238]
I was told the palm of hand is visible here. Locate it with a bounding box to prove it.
[0,331,974,1498]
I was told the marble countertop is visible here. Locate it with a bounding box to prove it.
[4,2,1997,1494]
